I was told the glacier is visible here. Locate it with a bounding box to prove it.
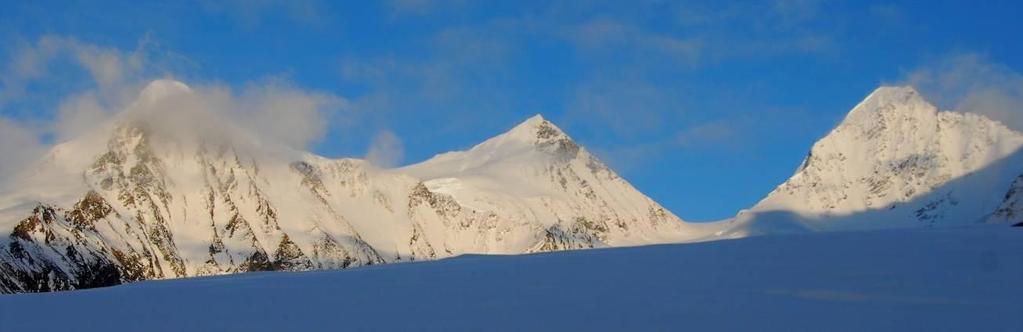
[1,226,1019,331]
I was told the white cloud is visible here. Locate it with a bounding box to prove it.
[0,37,60,105]
[0,34,347,177]
[2,36,146,93]
[53,91,109,141]
[109,78,345,155]
[231,79,345,149]
[0,118,46,181]
[905,53,1023,131]
[564,19,702,64]
[73,43,140,89]
[673,120,740,148]
[0,35,203,154]
[365,130,404,168]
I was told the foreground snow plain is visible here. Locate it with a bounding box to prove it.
[1,226,1020,331]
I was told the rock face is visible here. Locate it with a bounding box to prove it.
[0,80,713,293]
[730,86,1023,235]
[987,175,1023,225]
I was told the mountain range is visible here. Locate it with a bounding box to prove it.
[0,80,719,293]
[0,80,1020,293]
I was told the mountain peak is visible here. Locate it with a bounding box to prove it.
[840,85,934,125]
[867,85,919,101]
[524,113,546,123]
[501,113,570,144]
[739,83,1023,234]
[402,114,584,179]
[856,85,925,109]
[138,79,192,106]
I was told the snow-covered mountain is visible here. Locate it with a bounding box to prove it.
[730,86,1023,235]
[0,79,717,293]
[6,80,1021,293]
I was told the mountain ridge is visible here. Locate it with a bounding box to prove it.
[0,80,716,293]
[4,80,1023,293]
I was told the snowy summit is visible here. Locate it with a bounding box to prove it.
[731,85,1023,234]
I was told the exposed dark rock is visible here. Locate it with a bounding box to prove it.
[240,250,273,272]
[533,225,599,253]
[67,191,113,230]
[272,235,312,270]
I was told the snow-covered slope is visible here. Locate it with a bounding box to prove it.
[0,79,717,293]
[986,175,1023,226]
[399,115,721,251]
[730,86,1023,235]
[2,226,1019,331]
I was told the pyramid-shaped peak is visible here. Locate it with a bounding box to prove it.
[842,85,934,122]
[501,114,570,143]
[865,85,921,104]
[523,113,546,124]
[509,114,550,131]
[413,114,580,168]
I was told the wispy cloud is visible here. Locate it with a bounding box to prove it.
[567,76,680,138]
[53,91,110,141]
[0,35,157,178]
[3,35,143,89]
[333,1,844,168]
[0,118,46,181]
[588,116,749,174]
[0,34,194,116]
[672,1,837,58]
[225,78,346,149]
[673,119,742,149]
[904,53,1023,131]
[562,18,702,65]
[0,34,348,178]
[337,20,525,138]
[586,104,825,177]
[115,78,344,154]
[365,130,405,168]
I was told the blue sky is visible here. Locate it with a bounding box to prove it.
[2,0,1022,221]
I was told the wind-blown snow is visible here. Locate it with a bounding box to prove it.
[137,79,192,105]
[1,227,1019,331]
